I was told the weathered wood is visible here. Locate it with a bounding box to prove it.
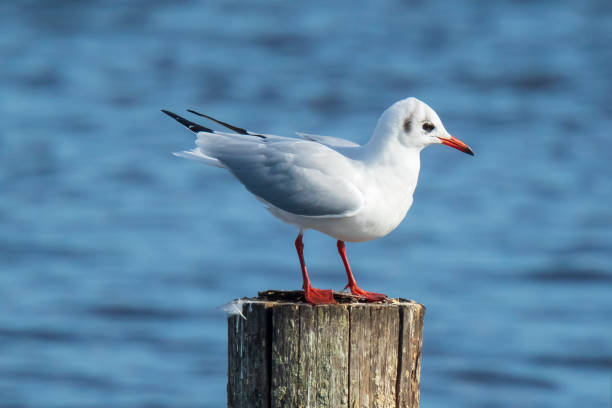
[396,305,425,407]
[227,291,425,408]
[227,300,270,408]
[349,304,400,407]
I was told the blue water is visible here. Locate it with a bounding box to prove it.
[1,1,611,407]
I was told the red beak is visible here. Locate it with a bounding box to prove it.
[440,136,474,156]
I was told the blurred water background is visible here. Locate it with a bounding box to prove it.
[1,1,611,407]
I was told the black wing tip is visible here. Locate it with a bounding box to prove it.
[187,109,249,135]
[186,109,267,139]
[162,108,267,139]
[161,109,213,133]
[186,109,209,119]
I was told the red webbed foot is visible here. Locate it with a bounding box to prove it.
[303,284,337,305]
[345,283,387,302]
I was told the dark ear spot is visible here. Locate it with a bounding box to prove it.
[403,118,412,132]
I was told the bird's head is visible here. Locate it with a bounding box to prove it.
[376,97,474,156]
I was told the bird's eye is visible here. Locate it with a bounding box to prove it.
[422,122,435,132]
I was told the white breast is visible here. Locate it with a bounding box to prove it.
[265,152,420,242]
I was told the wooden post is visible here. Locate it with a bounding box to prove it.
[227,290,425,408]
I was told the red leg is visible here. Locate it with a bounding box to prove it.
[295,233,336,305]
[337,240,386,302]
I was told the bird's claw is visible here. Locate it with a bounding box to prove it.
[347,284,387,302]
[303,284,337,305]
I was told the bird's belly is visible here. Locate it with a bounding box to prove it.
[314,215,401,242]
[268,194,414,242]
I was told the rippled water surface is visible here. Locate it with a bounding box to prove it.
[1,1,611,407]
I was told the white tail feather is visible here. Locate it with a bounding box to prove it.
[173,149,225,168]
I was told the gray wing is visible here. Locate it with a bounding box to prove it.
[296,132,360,147]
[197,135,364,217]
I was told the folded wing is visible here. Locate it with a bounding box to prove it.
[296,132,360,147]
[164,109,364,217]
[198,135,364,217]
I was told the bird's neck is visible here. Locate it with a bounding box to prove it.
[364,128,421,166]
[362,132,421,196]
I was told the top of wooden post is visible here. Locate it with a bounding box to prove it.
[248,289,425,308]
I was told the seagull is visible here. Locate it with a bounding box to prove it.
[162,97,473,304]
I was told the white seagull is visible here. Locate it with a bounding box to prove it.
[162,97,473,304]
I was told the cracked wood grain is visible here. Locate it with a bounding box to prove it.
[227,292,425,408]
